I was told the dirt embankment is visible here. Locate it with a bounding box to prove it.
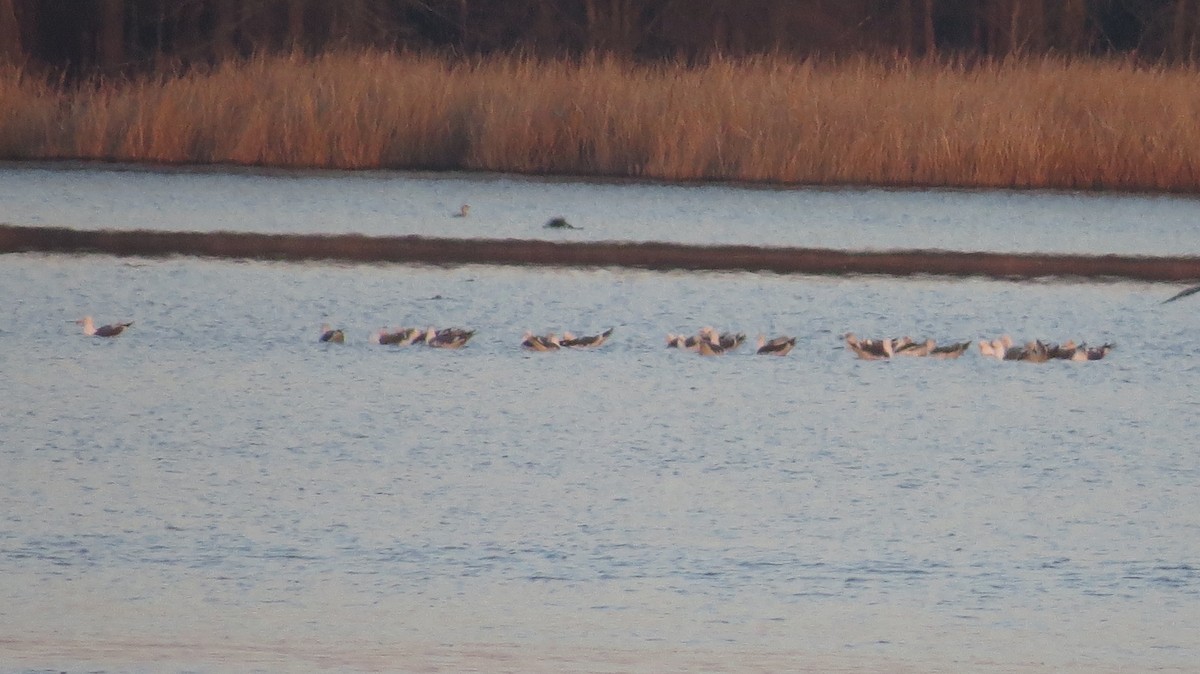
[3,223,1199,282]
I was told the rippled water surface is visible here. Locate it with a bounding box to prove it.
[1,165,1199,673]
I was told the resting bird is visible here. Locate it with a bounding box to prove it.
[843,333,893,360]
[545,216,578,229]
[76,316,133,337]
[522,331,561,351]
[755,335,796,356]
[560,328,614,348]
[1083,342,1115,360]
[701,327,746,351]
[892,338,936,357]
[927,341,972,359]
[425,327,474,349]
[666,333,702,350]
[319,324,345,343]
[373,327,424,346]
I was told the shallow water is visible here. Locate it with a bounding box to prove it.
[3,162,1200,255]
[1,250,1199,673]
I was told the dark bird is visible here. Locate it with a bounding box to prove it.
[560,328,614,348]
[666,333,702,350]
[425,327,475,349]
[76,316,133,337]
[843,333,894,360]
[928,341,972,359]
[372,327,424,346]
[696,328,732,356]
[319,324,345,343]
[756,335,796,356]
[1163,284,1200,303]
[545,216,578,229]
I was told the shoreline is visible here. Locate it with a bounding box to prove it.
[7,158,1200,199]
[4,223,1198,282]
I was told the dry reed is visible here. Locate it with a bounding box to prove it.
[2,51,1199,191]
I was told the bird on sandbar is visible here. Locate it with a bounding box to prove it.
[454,204,470,218]
[545,216,579,229]
[319,324,345,343]
[75,316,133,337]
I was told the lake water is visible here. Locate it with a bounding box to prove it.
[1,165,1199,673]
[4,162,1200,255]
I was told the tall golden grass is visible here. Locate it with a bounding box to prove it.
[2,51,1199,191]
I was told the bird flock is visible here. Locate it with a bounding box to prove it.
[73,316,1117,362]
[844,333,1113,362]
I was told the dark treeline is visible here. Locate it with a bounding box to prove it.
[2,0,1200,75]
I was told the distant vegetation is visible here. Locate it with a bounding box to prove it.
[5,1,1200,74]
[3,51,1199,191]
[2,1,1200,190]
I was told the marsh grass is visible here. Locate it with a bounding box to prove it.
[3,51,1199,191]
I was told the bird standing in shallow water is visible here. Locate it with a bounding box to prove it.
[76,316,132,337]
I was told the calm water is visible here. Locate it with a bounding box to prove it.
[2,166,1200,673]
[4,162,1200,255]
